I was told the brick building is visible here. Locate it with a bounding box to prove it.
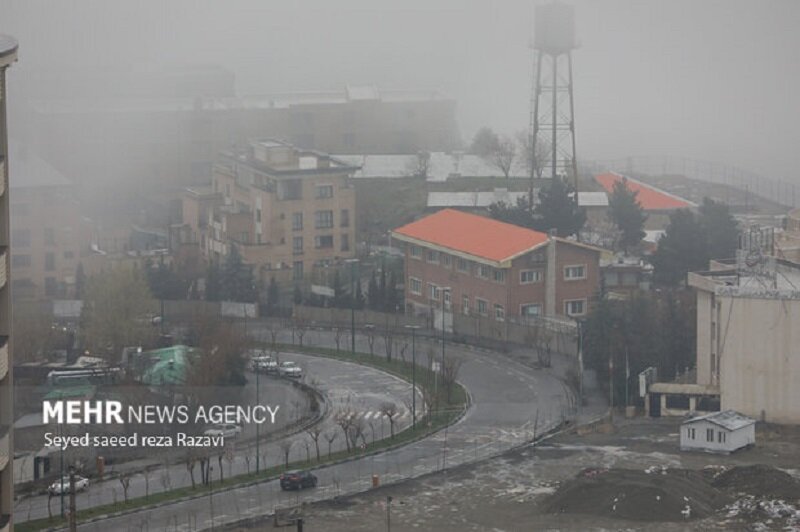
[391,209,602,321]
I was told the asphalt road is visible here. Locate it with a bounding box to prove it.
[15,352,415,523]
[77,327,573,531]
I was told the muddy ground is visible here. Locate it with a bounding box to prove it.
[229,418,800,531]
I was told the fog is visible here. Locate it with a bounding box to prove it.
[1,0,798,180]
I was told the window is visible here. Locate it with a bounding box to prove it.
[256,208,262,224]
[706,428,714,442]
[494,304,505,321]
[426,250,439,263]
[443,289,451,310]
[12,228,31,247]
[476,299,489,316]
[457,258,469,273]
[314,235,334,249]
[45,277,58,297]
[278,179,303,200]
[293,261,304,280]
[521,303,542,317]
[564,299,586,317]
[292,212,303,230]
[462,295,469,315]
[718,431,726,444]
[442,254,452,268]
[492,269,506,283]
[314,210,334,229]
[11,254,31,267]
[315,184,334,199]
[410,245,421,259]
[428,283,439,300]
[687,427,696,440]
[520,270,542,284]
[44,228,56,246]
[564,264,587,280]
[341,234,350,252]
[293,236,303,255]
[476,264,490,279]
[409,277,422,295]
[45,252,55,272]
[340,209,350,228]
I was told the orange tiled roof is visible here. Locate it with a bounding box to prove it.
[595,172,693,211]
[392,209,549,263]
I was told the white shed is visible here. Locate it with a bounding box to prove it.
[680,410,755,454]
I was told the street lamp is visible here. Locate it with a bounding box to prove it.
[439,287,451,407]
[404,324,421,430]
[345,259,360,355]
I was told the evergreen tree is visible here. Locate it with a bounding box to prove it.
[608,178,647,253]
[699,198,739,261]
[488,196,536,229]
[650,210,709,285]
[534,176,586,237]
[205,261,222,301]
[221,245,256,302]
[266,276,280,314]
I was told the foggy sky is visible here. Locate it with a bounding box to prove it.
[1,0,798,180]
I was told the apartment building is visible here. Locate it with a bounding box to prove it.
[391,209,602,321]
[9,143,89,300]
[181,139,358,285]
[0,33,17,531]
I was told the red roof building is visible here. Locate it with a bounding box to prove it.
[595,172,694,211]
[391,209,602,321]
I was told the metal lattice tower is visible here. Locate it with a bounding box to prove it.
[529,2,578,203]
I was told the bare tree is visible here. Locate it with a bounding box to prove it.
[490,135,517,178]
[527,323,553,368]
[383,328,394,362]
[441,356,464,403]
[333,327,344,352]
[294,318,307,347]
[335,410,355,453]
[398,338,409,364]
[406,151,431,178]
[347,416,366,452]
[515,129,550,178]
[365,326,376,357]
[324,429,338,457]
[380,401,400,438]
[119,473,132,503]
[306,426,323,462]
[279,440,293,468]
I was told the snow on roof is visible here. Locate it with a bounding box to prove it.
[392,208,549,263]
[578,191,609,207]
[337,152,530,181]
[346,85,380,101]
[595,172,695,211]
[427,189,530,208]
[8,141,73,189]
[683,410,755,431]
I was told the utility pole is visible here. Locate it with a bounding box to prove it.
[405,325,421,429]
[256,356,261,473]
[439,287,450,410]
[386,496,393,532]
[346,259,359,354]
[68,467,77,532]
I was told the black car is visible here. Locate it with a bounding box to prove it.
[279,470,317,490]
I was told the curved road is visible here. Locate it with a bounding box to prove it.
[15,352,416,523]
[79,327,572,531]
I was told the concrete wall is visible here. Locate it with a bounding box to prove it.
[680,420,755,453]
[715,295,800,424]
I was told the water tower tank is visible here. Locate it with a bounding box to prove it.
[534,3,576,55]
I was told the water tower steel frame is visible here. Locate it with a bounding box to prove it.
[529,3,579,206]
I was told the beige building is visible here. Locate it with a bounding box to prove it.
[9,143,90,300]
[179,139,358,286]
[0,33,17,531]
[688,257,800,424]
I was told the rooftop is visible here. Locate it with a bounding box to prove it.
[595,172,694,211]
[336,152,530,181]
[0,34,18,67]
[8,141,73,189]
[392,208,549,264]
[683,409,755,431]
[427,189,531,209]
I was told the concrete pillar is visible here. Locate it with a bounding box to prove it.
[660,394,667,413]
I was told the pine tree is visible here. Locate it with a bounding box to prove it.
[608,178,647,253]
[221,245,256,302]
[534,177,586,237]
[699,198,739,261]
[650,210,709,285]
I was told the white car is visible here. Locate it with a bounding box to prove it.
[278,361,302,378]
[252,357,278,374]
[203,424,242,438]
[48,475,89,495]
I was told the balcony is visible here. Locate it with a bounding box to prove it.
[0,250,6,290]
[0,339,7,381]
[0,426,9,471]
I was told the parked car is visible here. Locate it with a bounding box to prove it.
[203,424,242,438]
[48,475,89,495]
[278,361,302,378]
[255,357,278,374]
[279,470,317,490]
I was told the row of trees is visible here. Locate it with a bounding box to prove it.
[470,127,550,178]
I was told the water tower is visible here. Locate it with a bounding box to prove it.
[528,2,578,190]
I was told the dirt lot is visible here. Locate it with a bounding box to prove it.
[229,418,800,531]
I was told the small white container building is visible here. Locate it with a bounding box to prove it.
[680,410,755,454]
